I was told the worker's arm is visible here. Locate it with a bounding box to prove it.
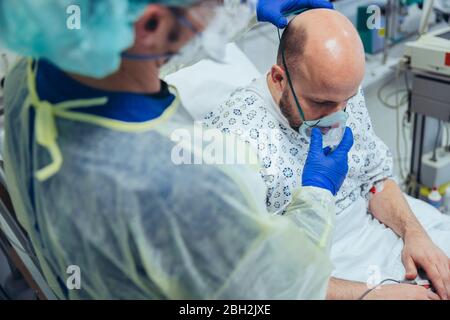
[326,277,440,300]
[136,127,354,300]
[211,183,335,299]
[369,179,450,300]
[136,165,335,299]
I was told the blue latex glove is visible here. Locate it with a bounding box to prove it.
[302,127,354,196]
[256,0,334,28]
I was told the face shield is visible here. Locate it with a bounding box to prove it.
[163,0,255,75]
[122,0,255,76]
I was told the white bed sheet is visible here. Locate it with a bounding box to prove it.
[330,195,450,283]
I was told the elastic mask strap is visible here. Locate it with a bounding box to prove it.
[277,28,319,127]
[172,9,198,34]
[121,52,174,61]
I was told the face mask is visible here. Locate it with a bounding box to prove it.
[298,110,349,149]
[123,1,254,78]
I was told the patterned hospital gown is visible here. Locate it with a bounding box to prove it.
[203,75,394,214]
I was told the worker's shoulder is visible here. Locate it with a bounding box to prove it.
[346,86,373,129]
[347,86,367,112]
[203,82,267,125]
[229,79,269,112]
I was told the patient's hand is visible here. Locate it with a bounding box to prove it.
[402,229,450,300]
[364,284,440,300]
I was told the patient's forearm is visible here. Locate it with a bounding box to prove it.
[326,277,368,300]
[368,179,425,238]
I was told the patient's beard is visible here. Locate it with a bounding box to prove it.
[280,89,301,131]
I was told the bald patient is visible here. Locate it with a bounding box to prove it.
[204,9,450,300]
[272,9,365,130]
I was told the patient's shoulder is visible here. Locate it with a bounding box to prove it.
[202,85,270,130]
[346,86,371,122]
[347,86,366,110]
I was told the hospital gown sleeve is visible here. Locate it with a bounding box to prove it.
[130,163,334,299]
[348,88,394,199]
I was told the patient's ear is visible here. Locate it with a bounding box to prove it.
[270,65,286,92]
